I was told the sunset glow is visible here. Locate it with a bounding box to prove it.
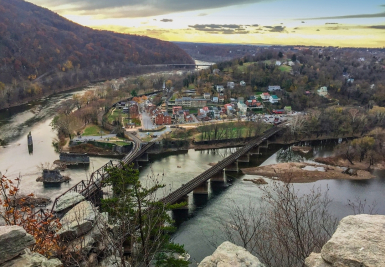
[28,0,385,47]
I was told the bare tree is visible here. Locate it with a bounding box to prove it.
[216,177,337,267]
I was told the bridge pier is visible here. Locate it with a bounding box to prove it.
[249,147,261,155]
[193,182,208,195]
[259,140,269,149]
[237,153,250,163]
[136,152,149,162]
[225,161,239,172]
[210,172,225,182]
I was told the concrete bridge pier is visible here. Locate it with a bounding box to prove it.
[225,161,239,172]
[259,140,269,149]
[210,172,225,182]
[193,181,208,195]
[249,147,261,155]
[237,153,250,163]
[136,153,149,162]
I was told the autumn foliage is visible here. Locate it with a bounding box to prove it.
[0,174,61,258]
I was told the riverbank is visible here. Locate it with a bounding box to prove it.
[315,156,385,171]
[0,81,90,112]
[241,162,375,183]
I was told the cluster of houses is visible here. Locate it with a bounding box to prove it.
[116,101,139,118]
[145,103,172,126]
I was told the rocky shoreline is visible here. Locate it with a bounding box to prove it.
[241,162,375,183]
[315,156,385,171]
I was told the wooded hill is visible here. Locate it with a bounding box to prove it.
[0,0,194,107]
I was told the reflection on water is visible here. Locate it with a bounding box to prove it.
[136,142,385,265]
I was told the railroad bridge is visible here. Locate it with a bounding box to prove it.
[159,126,283,207]
[50,131,154,212]
[50,126,283,213]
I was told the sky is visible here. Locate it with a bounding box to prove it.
[28,0,385,47]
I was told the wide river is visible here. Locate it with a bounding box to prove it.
[1,82,385,265]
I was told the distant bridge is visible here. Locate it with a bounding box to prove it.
[138,63,214,69]
[159,126,283,206]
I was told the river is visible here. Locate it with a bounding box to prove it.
[1,71,385,266]
[138,143,385,265]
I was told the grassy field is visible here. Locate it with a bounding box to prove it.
[279,65,292,73]
[107,109,125,124]
[82,125,109,136]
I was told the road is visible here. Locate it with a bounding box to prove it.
[140,111,155,130]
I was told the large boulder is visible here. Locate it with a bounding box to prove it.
[57,201,96,240]
[54,192,85,213]
[2,249,62,267]
[306,214,385,267]
[0,225,35,264]
[305,253,331,267]
[199,241,265,267]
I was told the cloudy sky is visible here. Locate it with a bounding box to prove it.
[29,0,385,47]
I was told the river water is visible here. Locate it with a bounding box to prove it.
[1,74,385,266]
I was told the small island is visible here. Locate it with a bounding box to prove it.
[241,162,375,183]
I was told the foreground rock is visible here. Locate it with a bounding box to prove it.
[58,200,96,240]
[2,249,62,267]
[199,241,265,267]
[53,192,85,212]
[0,226,35,264]
[241,162,375,183]
[305,214,385,267]
[0,225,62,267]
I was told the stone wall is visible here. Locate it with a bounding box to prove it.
[305,214,385,267]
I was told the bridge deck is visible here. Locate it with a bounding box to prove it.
[160,127,282,205]
[50,132,154,212]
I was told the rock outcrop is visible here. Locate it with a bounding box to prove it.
[58,200,113,266]
[54,192,85,212]
[305,214,385,267]
[0,225,35,264]
[57,200,96,240]
[2,249,62,267]
[0,225,62,267]
[199,241,265,267]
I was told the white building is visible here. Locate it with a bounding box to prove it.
[215,85,224,93]
[227,82,235,89]
[317,86,328,97]
[261,92,270,101]
[269,95,280,104]
[203,93,211,99]
[240,81,246,86]
[275,61,282,66]
[238,102,247,116]
[268,85,281,92]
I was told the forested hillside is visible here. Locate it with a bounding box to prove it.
[0,0,194,108]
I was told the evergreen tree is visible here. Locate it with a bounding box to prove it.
[101,164,189,267]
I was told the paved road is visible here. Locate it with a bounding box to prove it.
[141,112,155,130]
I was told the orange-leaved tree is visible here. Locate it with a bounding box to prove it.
[0,174,61,257]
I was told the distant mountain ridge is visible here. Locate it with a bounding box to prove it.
[0,0,194,86]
